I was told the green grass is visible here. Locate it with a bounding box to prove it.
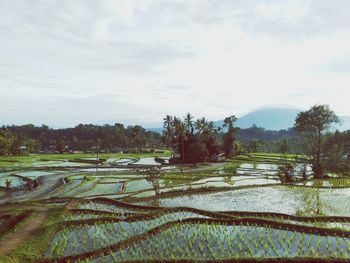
[0,150,171,168]
[1,208,64,262]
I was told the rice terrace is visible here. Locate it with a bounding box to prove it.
[0,105,349,263]
[1,1,350,262]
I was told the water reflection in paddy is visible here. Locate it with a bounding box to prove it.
[134,157,160,165]
[147,186,350,216]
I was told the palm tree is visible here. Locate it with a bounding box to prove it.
[163,115,174,149]
[195,117,208,134]
[173,117,187,162]
[195,119,202,134]
[184,113,195,134]
[206,121,217,134]
[202,121,218,144]
[163,115,173,131]
[200,118,218,136]
[223,115,237,132]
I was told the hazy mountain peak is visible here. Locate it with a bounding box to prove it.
[214,108,350,131]
[236,108,301,130]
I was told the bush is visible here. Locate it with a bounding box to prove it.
[277,160,294,183]
[187,142,208,163]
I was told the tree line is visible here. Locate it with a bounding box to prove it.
[0,121,302,156]
[0,123,162,155]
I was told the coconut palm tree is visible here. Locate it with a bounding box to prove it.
[206,121,217,134]
[195,117,208,135]
[163,115,173,131]
[196,120,218,160]
[195,119,202,134]
[184,113,195,134]
[173,117,187,162]
[162,115,174,155]
[202,121,218,144]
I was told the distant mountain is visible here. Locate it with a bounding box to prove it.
[214,108,300,130]
[216,108,350,131]
[232,108,301,130]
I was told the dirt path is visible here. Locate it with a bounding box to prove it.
[0,210,48,255]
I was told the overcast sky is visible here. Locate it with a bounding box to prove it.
[1,0,350,128]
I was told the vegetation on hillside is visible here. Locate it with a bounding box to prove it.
[0,124,162,155]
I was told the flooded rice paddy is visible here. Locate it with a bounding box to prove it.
[1,155,350,261]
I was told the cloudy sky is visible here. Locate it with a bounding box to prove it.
[1,0,350,128]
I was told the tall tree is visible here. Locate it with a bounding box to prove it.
[195,117,208,135]
[294,105,340,178]
[173,117,187,162]
[323,130,350,175]
[184,113,195,134]
[0,129,14,156]
[162,115,174,155]
[197,120,218,159]
[223,115,237,131]
[222,115,239,157]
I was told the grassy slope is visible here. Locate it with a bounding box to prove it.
[0,207,64,263]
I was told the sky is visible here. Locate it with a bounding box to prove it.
[1,0,350,128]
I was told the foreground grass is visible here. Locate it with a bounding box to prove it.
[0,208,64,262]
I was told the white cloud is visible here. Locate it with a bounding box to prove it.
[0,0,350,127]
